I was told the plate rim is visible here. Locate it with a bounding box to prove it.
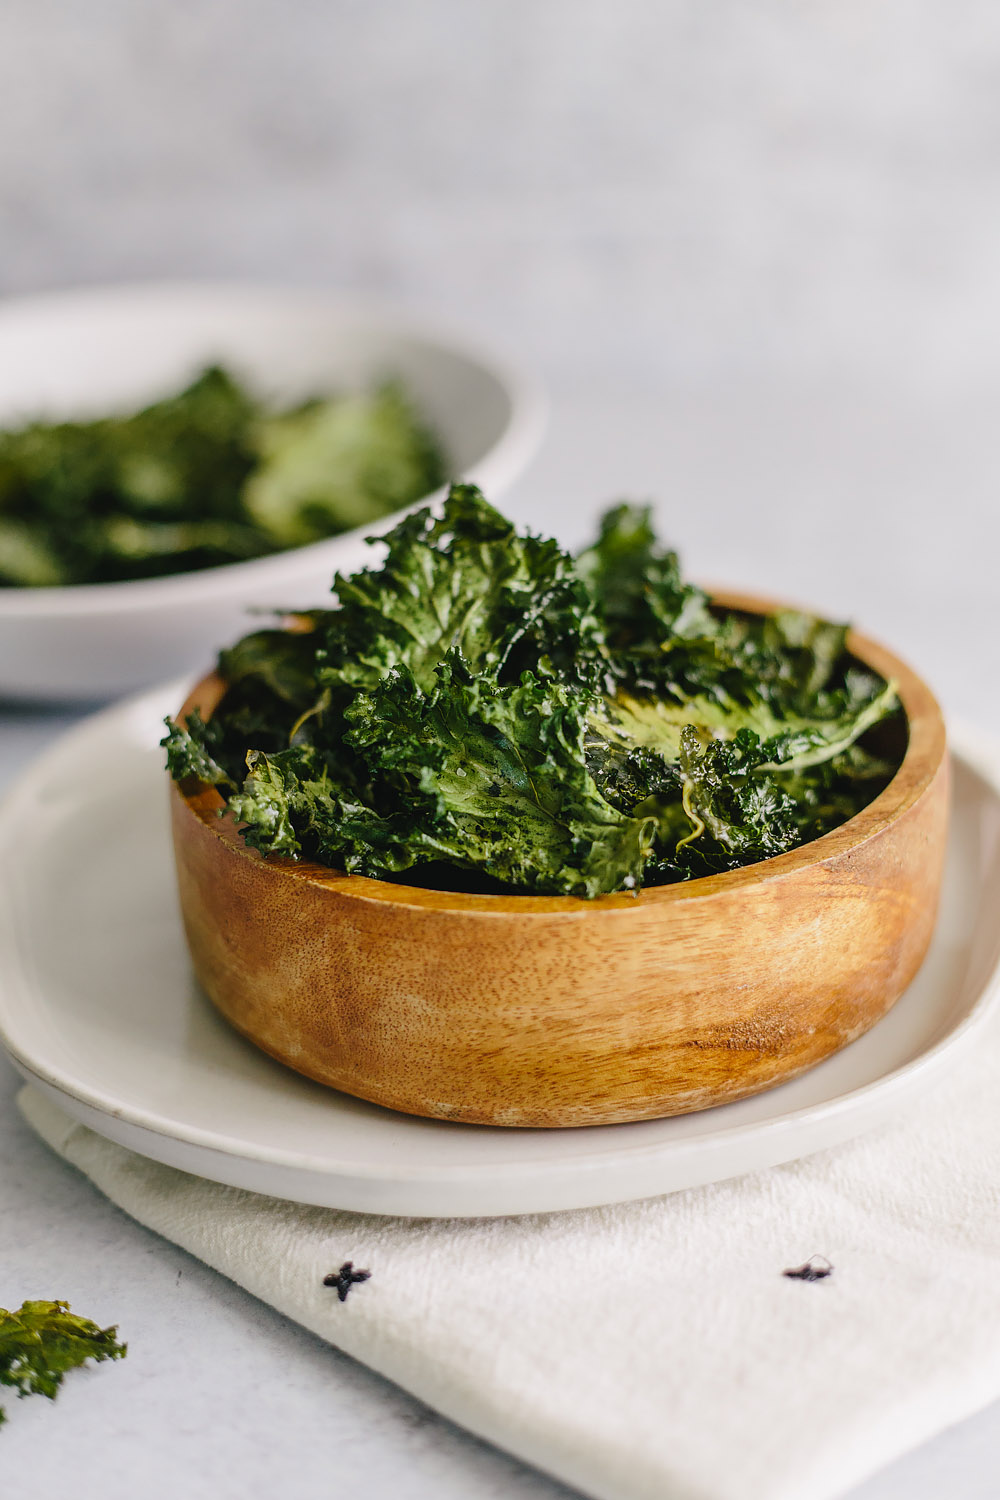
[1,693,999,1206]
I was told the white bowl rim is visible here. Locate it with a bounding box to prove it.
[0,279,548,618]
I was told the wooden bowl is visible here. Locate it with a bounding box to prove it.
[169,592,948,1128]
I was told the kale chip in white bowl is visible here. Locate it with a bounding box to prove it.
[0,282,544,700]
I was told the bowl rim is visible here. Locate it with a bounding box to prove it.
[174,586,947,915]
[0,279,547,618]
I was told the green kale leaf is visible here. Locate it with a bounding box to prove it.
[576,501,715,650]
[164,486,902,897]
[162,708,235,790]
[316,483,605,697]
[0,1301,126,1426]
[226,659,658,896]
[0,367,445,587]
[245,383,445,547]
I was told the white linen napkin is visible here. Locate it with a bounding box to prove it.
[19,1024,1000,1500]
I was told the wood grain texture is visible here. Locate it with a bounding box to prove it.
[169,594,949,1127]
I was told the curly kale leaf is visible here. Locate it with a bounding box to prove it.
[669,726,802,877]
[317,485,606,697]
[589,671,897,880]
[245,383,445,547]
[227,749,316,858]
[0,367,260,585]
[164,486,903,896]
[0,1301,126,1426]
[637,678,898,881]
[577,502,715,661]
[594,675,897,778]
[0,367,445,587]
[163,624,336,793]
[218,624,324,711]
[162,707,235,789]
[230,658,659,896]
[578,503,882,726]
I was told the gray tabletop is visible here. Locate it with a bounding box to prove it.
[1,379,997,1498]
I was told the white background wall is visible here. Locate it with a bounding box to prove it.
[7,1,1000,390]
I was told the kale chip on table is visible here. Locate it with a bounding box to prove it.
[0,1300,126,1426]
[164,486,901,897]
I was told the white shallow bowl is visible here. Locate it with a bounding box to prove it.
[0,282,546,701]
[1,685,998,1218]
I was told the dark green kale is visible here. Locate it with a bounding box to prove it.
[225,658,658,896]
[0,368,445,587]
[164,486,902,897]
[316,482,606,696]
[576,501,715,654]
[0,1301,126,1426]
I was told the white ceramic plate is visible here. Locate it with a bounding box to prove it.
[1,685,998,1218]
[0,282,546,699]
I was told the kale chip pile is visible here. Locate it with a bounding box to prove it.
[164,486,901,898]
[0,366,444,586]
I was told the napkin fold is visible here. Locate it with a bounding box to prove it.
[20,1027,1000,1500]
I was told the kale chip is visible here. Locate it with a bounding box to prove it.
[0,368,445,586]
[164,486,901,897]
[0,1301,126,1426]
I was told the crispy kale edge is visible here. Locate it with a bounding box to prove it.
[0,1300,127,1427]
[162,486,903,898]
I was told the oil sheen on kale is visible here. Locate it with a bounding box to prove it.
[163,486,902,898]
[0,366,444,586]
